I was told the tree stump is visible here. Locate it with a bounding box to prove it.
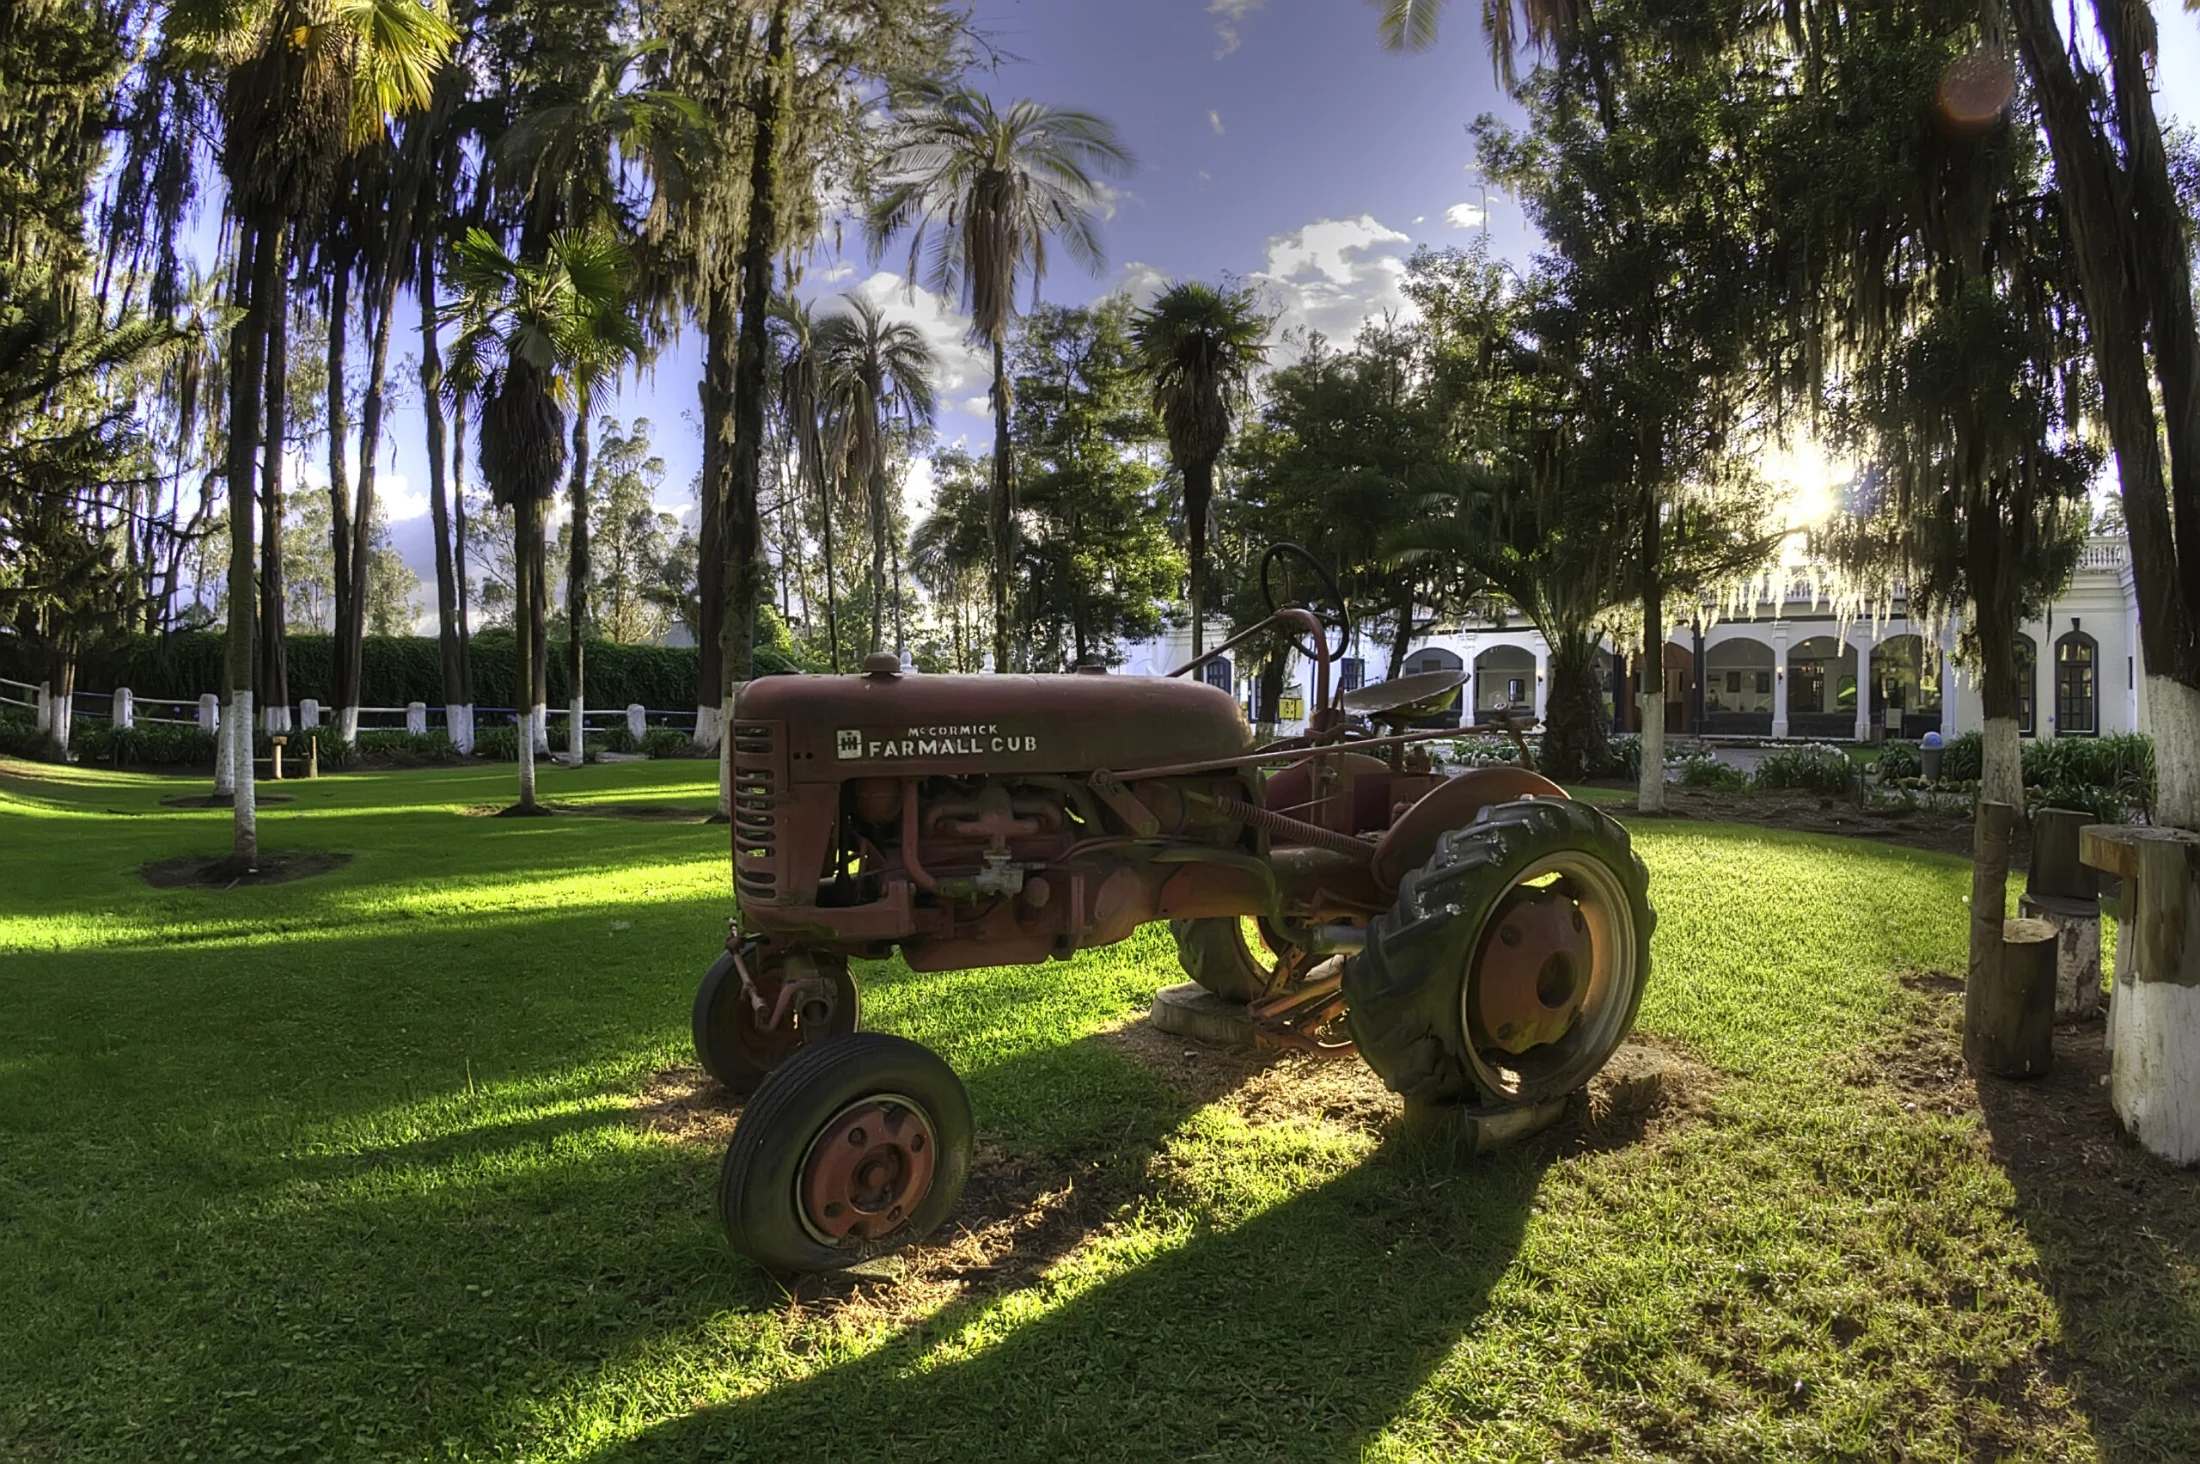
[2085,825,2200,1165]
[2018,893,2103,1019]
[1965,917,2056,1078]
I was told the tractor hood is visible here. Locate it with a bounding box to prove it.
[737,669,1253,777]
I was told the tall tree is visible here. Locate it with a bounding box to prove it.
[447,224,639,812]
[815,295,938,656]
[867,82,1135,671]
[1130,281,1268,659]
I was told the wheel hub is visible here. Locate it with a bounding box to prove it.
[1469,885,1592,1054]
[799,1098,936,1243]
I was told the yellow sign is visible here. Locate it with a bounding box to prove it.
[1278,696,1305,721]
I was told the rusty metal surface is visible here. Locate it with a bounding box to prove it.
[1372,768,1569,890]
[1469,887,1592,1054]
[737,670,1252,778]
[800,1098,937,1243]
[1339,668,1469,720]
[1249,958,1356,1056]
[1263,752,1395,835]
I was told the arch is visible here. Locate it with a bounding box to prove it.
[2055,631,2098,736]
[1869,633,1943,739]
[1472,644,1533,724]
[1704,635,1775,734]
[1785,635,1860,740]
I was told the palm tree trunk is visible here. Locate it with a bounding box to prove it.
[257,267,289,733]
[869,453,888,655]
[419,246,468,747]
[453,397,474,701]
[819,467,841,671]
[226,216,278,866]
[1185,456,1212,659]
[327,260,355,738]
[1639,480,1666,812]
[513,495,538,810]
[346,245,407,733]
[989,333,1014,672]
[567,410,591,766]
[696,292,731,746]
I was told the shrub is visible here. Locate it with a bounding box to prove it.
[472,726,520,761]
[1874,740,1922,780]
[642,726,693,759]
[77,720,217,768]
[1753,743,1856,795]
[1677,754,1749,791]
[1608,735,1642,783]
[354,730,461,766]
[1939,732,1983,783]
[0,712,58,761]
[604,724,641,755]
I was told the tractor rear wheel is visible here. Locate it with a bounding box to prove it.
[692,947,859,1094]
[1169,916,1292,1003]
[718,1033,974,1272]
[1343,799,1652,1108]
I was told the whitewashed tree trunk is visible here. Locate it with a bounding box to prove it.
[1638,690,1667,812]
[336,705,359,744]
[448,703,474,754]
[530,702,549,755]
[231,688,257,866]
[50,691,71,757]
[262,700,291,734]
[569,697,585,765]
[694,703,723,753]
[212,696,235,799]
[718,689,736,821]
[516,716,537,808]
[2148,676,2200,831]
[1980,715,2024,815]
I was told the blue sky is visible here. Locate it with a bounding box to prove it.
[358,1,2200,607]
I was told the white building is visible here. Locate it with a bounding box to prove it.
[1121,536,2148,743]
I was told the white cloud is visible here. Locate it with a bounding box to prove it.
[1109,260,1173,309]
[901,455,939,521]
[1444,201,1487,230]
[1249,214,1420,352]
[822,271,994,402]
[1209,0,1266,57]
[1209,109,1226,135]
[815,261,856,283]
[1414,214,1427,224]
[958,394,992,415]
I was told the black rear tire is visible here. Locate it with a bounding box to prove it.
[1169,917,1288,1003]
[1343,798,1653,1107]
[718,1033,974,1272]
[692,948,859,1094]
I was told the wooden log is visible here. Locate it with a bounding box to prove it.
[2107,830,2200,1164]
[2029,807,2098,901]
[2019,893,2103,1019]
[1967,800,2017,1014]
[1965,917,2057,1078]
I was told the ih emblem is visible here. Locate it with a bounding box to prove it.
[835,729,863,760]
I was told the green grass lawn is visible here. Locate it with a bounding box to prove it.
[2,757,2195,1462]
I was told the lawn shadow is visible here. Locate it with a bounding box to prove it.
[1888,978,2200,1459]
[587,1124,1549,1464]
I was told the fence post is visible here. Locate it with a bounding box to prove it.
[299,698,320,730]
[198,693,220,734]
[35,681,51,734]
[115,687,134,731]
[628,704,646,743]
[406,702,427,736]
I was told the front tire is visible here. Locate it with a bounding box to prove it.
[692,948,859,1094]
[1169,917,1291,1003]
[1344,799,1653,1107]
[718,1033,975,1272]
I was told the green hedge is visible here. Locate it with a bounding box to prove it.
[1,630,802,711]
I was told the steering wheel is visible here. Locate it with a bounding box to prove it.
[1258,542,1352,663]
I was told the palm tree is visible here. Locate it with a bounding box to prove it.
[1130,281,1269,658]
[445,224,640,813]
[815,296,938,656]
[165,0,456,866]
[769,296,847,670]
[866,82,1134,671]
[1367,0,1571,84]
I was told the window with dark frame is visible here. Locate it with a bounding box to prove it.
[2055,633,2097,735]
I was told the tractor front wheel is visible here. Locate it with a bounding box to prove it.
[692,947,859,1094]
[1169,917,1294,1003]
[1343,798,1653,1108]
[718,1033,974,1272]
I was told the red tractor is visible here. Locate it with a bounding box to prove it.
[698,548,1653,1271]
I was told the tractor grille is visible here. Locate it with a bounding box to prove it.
[731,720,783,905]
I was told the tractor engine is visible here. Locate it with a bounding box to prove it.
[730,657,1275,970]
